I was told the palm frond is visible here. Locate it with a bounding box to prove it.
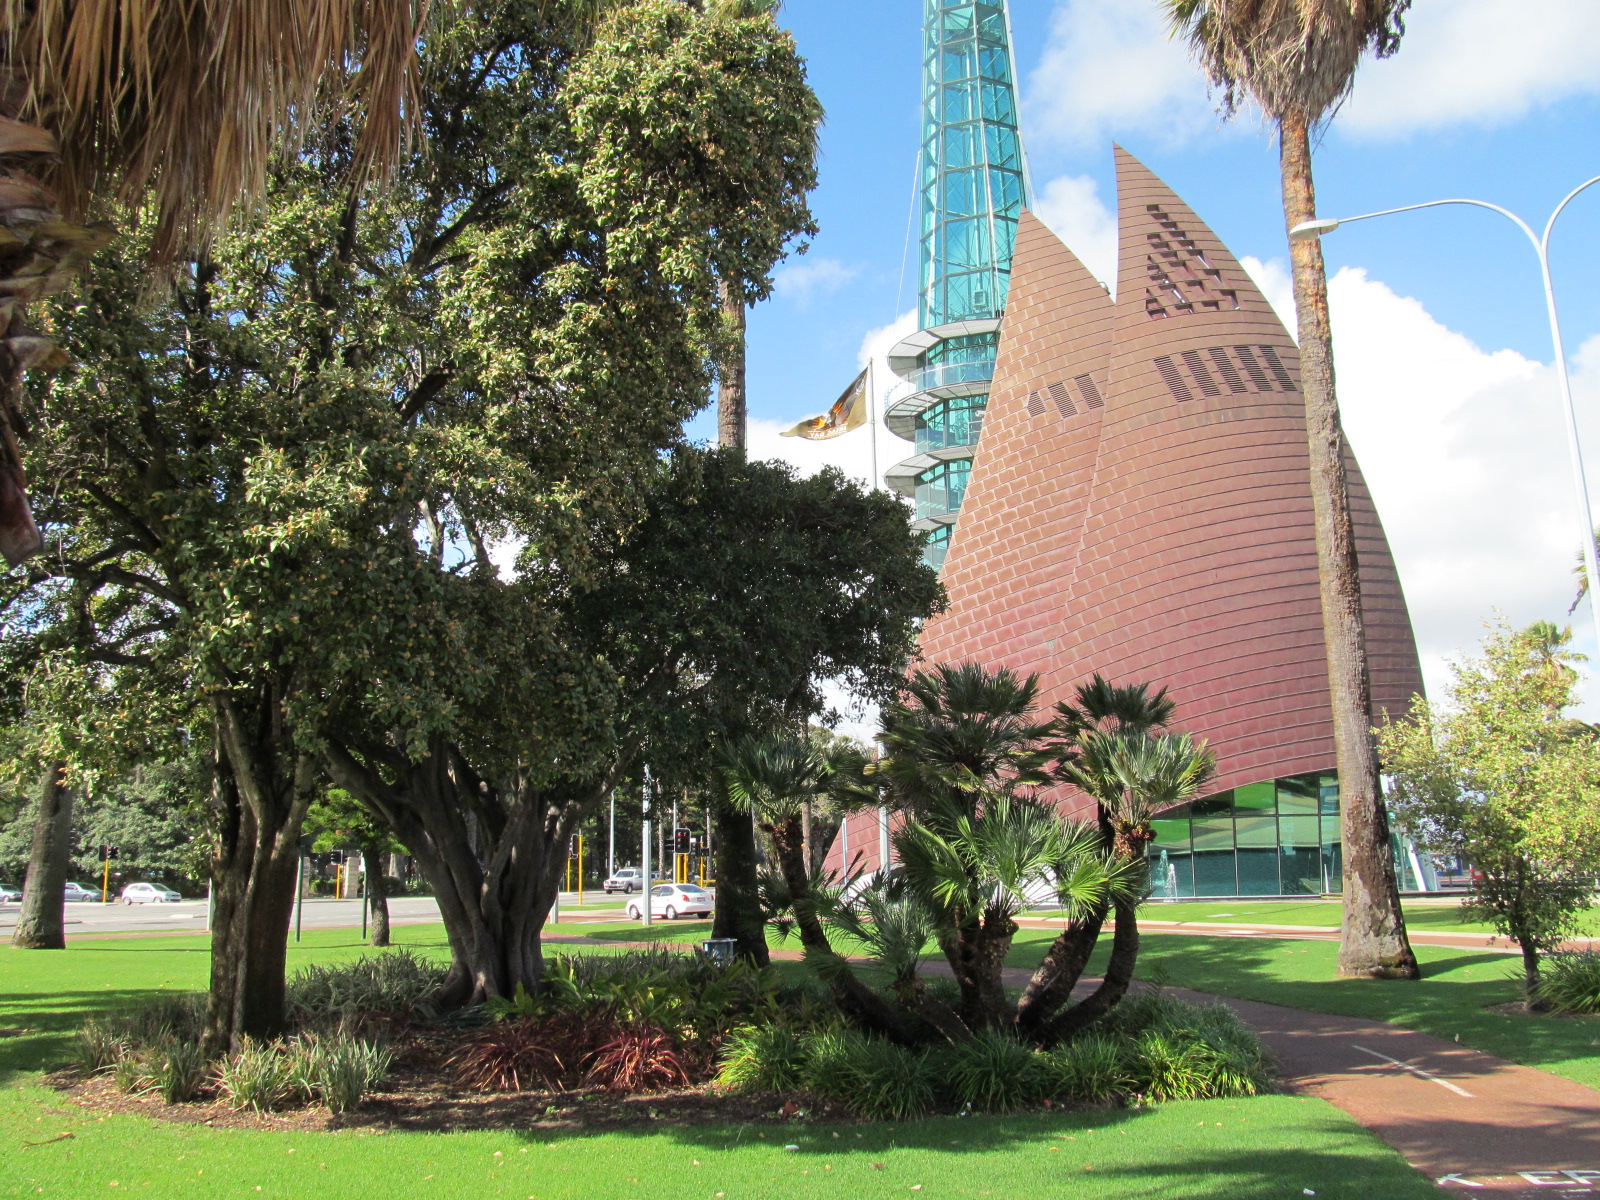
[2,0,431,260]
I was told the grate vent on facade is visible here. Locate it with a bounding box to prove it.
[1156,344,1299,402]
[1075,373,1105,409]
[1026,390,1047,417]
[1048,380,1076,417]
[1140,204,1240,320]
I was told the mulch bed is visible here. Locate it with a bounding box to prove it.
[48,1033,849,1135]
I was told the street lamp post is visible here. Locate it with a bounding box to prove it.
[1290,175,1600,651]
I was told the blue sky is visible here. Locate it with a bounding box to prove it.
[690,0,1600,724]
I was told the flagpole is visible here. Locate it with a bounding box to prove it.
[868,358,880,494]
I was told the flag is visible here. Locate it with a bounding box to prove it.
[781,367,870,440]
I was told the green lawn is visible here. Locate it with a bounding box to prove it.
[0,928,1442,1200]
[1006,929,1600,1089]
[0,1083,1439,1200]
[1115,898,1600,936]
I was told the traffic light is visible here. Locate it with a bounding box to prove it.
[674,827,691,855]
[100,845,117,861]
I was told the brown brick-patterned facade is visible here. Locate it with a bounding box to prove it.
[829,149,1422,875]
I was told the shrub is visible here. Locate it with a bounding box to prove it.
[717,1024,808,1093]
[1043,1034,1131,1103]
[215,1040,291,1113]
[798,1027,872,1100]
[313,1036,394,1114]
[447,1012,599,1092]
[585,1025,690,1094]
[1532,950,1600,1015]
[849,1037,937,1120]
[110,1048,155,1095]
[939,1027,1046,1113]
[153,1039,208,1104]
[286,949,446,1024]
[1100,992,1270,1101]
[74,1019,129,1076]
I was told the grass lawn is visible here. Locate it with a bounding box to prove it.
[0,930,1443,1200]
[1116,898,1600,936]
[1006,929,1600,1090]
[0,1082,1439,1200]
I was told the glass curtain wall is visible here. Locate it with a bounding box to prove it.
[916,396,987,454]
[915,459,971,521]
[1145,773,1423,898]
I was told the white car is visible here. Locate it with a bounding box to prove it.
[120,882,182,904]
[63,882,97,902]
[626,883,714,921]
[0,885,19,904]
[604,868,644,895]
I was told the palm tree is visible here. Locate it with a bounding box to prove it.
[1044,728,1215,1038]
[1164,0,1420,980]
[721,731,908,1039]
[0,0,426,564]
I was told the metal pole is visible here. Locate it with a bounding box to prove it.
[868,357,880,493]
[608,790,616,879]
[641,767,653,928]
[361,857,368,942]
[1291,177,1600,651]
[878,805,890,879]
[294,852,304,943]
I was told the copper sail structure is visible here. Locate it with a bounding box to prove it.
[912,149,1425,898]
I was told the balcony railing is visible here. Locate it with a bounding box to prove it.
[902,357,995,395]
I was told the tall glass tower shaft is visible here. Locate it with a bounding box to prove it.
[885,0,1029,570]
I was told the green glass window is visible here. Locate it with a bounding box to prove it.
[1276,774,1319,815]
[1233,782,1276,814]
[1150,817,1191,848]
[1234,815,1278,848]
[923,524,952,571]
[915,459,971,520]
[1237,849,1280,896]
[916,395,987,453]
[1191,817,1233,852]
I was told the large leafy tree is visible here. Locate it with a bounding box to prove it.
[4,0,821,1048]
[0,0,424,564]
[1380,621,1600,995]
[325,448,938,1005]
[1164,0,1419,980]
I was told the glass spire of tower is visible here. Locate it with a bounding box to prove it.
[919,0,1027,329]
[884,0,1029,570]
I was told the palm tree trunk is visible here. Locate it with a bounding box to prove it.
[11,763,72,949]
[717,281,746,453]
[1036,897,1139,1045]
[710,782,769,966]
[1280,113,1418,981]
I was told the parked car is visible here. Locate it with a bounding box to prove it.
[63,882,97,902]
[604,868,644,894]
[0,884,20,903]
[120,882,182,904]
[625,883,714,921]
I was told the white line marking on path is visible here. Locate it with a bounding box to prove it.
[1351,1044,1476,1098]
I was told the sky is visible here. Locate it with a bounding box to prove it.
[685,0,1600,731]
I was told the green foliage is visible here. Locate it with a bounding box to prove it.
[284,1033,395,1113]
[285,950,447,1025]
[1042,1035,1131,1102]
[937,1027,1045,1113]
[1530,950,1600,1015]
[215,1041,293,1113]
[1098,991,1271,1102]
[1381,621,1600,977]
[151,1039,208,1104]
[715,1023,808,1093]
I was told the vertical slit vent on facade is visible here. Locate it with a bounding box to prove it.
[1026,390,1047,417]
[1048,381,1076,416]
[1258,344,1297,391]
[1233,345,1274,390]
[1208,346,1249,393]
[1154,355,1193,403]
[1075,373,1105,408]
[1180,349,1222,396]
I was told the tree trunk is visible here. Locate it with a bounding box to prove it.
[203,697,315,1055]
[1037,897,1140,1044]
[11,763,72,949]
[1279,113,1418,981]
[717,280,746,454]
[363,842,391,947]
[936,914,1015,1032]
[1014,909,1106,1036]
[766,812,908,1040]
[711,793,769,966]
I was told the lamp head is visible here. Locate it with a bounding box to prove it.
[1289,218,1341,241]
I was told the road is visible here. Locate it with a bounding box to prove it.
[0,894,659,937]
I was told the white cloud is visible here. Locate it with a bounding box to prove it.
[1026,0,1600,150]
[1032,173,1119,291]
[1339,0,1600,137]
[1023,0,1226,150]
[772,256,861,307]
[1326,268,1600,712]
[1239,255,1296,331]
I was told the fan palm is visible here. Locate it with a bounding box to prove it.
[1163,0,1419,981]
[721,731,907,1039]
[0,0,428,564]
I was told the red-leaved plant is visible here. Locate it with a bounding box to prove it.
[584,1026,690,1094]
